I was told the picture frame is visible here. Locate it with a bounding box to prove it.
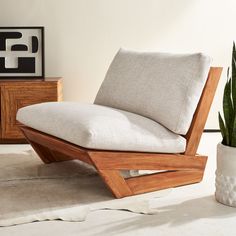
[0,26,44,78]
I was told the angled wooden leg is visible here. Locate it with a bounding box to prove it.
[98,170,133,198]
[21,129,59,163]
[126,170,204,195]
[29,141,75,164]
[96,168,205,198]
[19,126,92,165]
[19,125,209,198]
[89,151,207,198]
[29,141,55,164]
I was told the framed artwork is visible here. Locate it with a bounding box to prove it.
[0,26,44,78]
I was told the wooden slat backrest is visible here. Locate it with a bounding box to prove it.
[184,67,222,156]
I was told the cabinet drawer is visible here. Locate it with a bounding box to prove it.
[1,83,61,140]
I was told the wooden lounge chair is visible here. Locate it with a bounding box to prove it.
[17,49,222,198]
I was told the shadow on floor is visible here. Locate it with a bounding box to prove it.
[91,195,236,236]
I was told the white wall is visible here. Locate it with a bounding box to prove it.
[1,0,235,129]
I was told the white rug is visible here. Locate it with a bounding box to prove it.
[0,148,171,227]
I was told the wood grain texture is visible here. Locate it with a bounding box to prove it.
[18,125,208,198]
[184,67,222,155]
[126,170,204,195]
[29,141,57,164]
[20,126,92,165]
[0,78,62,141]
[19,125,207,171]
[89,151,207,171]
[97,170,133,198]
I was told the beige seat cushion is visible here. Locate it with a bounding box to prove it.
[95,48,211,135]
[17,102,186,153]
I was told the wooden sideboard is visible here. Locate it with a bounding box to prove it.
[0,78,62,143]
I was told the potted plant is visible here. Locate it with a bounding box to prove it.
[216,42,236,206]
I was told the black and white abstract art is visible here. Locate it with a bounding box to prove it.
[0,27,44,78]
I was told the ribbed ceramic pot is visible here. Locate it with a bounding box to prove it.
[215,143,236,207]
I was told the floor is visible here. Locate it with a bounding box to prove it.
[1,133,236,236]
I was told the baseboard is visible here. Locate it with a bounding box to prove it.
[203,129,220,133]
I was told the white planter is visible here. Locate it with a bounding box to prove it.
[215,143,236,207]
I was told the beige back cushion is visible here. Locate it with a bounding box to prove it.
[94,49,211,135]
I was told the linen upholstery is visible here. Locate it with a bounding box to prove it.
[17,102,186,153]
[95,49,211,135]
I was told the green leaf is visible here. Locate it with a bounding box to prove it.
[218,42,236,147]
[219,112,228,145]
[232,42,236,108]
[223,78,234,144]
[231,116,236,147]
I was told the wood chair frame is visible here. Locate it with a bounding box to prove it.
[19,67,222,198]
